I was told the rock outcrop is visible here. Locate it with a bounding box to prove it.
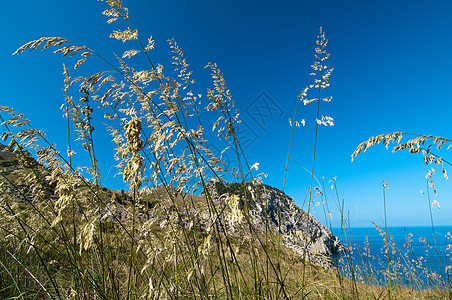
[0,144,342,268]
[204,180,343,267]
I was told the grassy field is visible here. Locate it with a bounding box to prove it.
[1,0,451,298]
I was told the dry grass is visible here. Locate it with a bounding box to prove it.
[0,0,451,299]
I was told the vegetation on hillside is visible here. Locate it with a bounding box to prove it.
[1,0,451,299]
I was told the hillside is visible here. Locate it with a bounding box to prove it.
[0,143,353,298]
[0,143,341,266]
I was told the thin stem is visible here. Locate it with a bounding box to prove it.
[301,68,323,289]
[383,180,391,300]
[426,179,444,284]
[283,92,301,192]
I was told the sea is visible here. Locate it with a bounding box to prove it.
[331,226,452,289]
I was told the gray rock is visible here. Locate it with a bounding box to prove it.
[204,180,343,267]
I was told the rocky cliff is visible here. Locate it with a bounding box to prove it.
[0,144,342,268]
[203,180,343,267]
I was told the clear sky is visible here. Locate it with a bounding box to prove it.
[2,0,452,227]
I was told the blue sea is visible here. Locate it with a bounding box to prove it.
[332,226,452,288]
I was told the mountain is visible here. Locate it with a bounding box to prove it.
[0,143,342,268]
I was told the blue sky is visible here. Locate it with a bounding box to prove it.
[2,0,452,227]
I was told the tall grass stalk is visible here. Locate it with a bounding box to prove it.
[426,178,444,285]
[1,1,452,299]
[283,92,302,192]
[281,27,334,293]
[301,69,323,288]
[382,180,392,299]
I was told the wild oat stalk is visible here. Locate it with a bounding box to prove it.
[8,0,451,298]
[352,132,451,290]
[352,132,452,180]
[3,0,268,298]
[286,27,334,291]
[425,175,444,286]
[382,179,392,299]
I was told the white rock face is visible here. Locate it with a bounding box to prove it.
[205,181,343,267]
